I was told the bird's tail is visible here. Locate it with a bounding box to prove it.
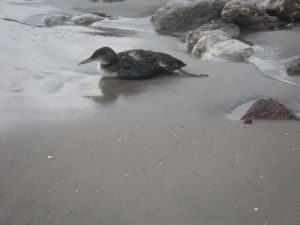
[178,69,209,78]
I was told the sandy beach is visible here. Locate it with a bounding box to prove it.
[0,0,300,225]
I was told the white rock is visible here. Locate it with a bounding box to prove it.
[203,39,254,62]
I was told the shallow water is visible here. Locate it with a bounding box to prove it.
[244,29,300,88]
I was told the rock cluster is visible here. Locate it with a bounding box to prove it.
[150,0,296,35]
[221,0,285,30]
[262,0,300,22]
[149,1,300,120]
[150,0,298,62]
[185,23,254,62]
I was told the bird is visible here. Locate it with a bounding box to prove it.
[78,47,209,80]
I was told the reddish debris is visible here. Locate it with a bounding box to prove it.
[241,99,296,121]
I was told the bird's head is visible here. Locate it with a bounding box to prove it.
[78,47,118,66]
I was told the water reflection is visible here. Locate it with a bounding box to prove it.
[90,75,181,105]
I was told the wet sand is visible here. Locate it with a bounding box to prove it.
[1,62,300,225]
[0,1,300,225]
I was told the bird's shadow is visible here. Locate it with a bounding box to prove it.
[87,74,182,105]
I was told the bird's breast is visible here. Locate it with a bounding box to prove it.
[97,62,118,78]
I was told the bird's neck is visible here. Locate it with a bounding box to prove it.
[101,49,118,66]
[100,58,117,67]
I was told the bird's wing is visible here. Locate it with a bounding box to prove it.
[119,50,186,72]
[116,53,164,79]
[118,50,159,65]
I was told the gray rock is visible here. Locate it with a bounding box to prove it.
[262,0,300,21]
[151,0,230,34]
[42,15,72,26]
[72,14,104,26]
[221,0,286,30]
[286,56,300,75]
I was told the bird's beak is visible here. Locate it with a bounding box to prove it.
[78,57,95,65]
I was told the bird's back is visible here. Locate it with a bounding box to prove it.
[118,49,186,72]
[101,49,187,80]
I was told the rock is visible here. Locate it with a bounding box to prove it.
[203,39,254,61]
[186,30,230,53]
[195,22,240,37]
[186,29,253,61]
[186,22,240,52]
[151,0,230,34]
[72,14,104,26]
[42,14,72,26]
[262,0,300,21]
[189,30,231,54]
[285,56,300,75]
[221,0,286,30]
[105,0,125,1]
[241,99,297,120]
